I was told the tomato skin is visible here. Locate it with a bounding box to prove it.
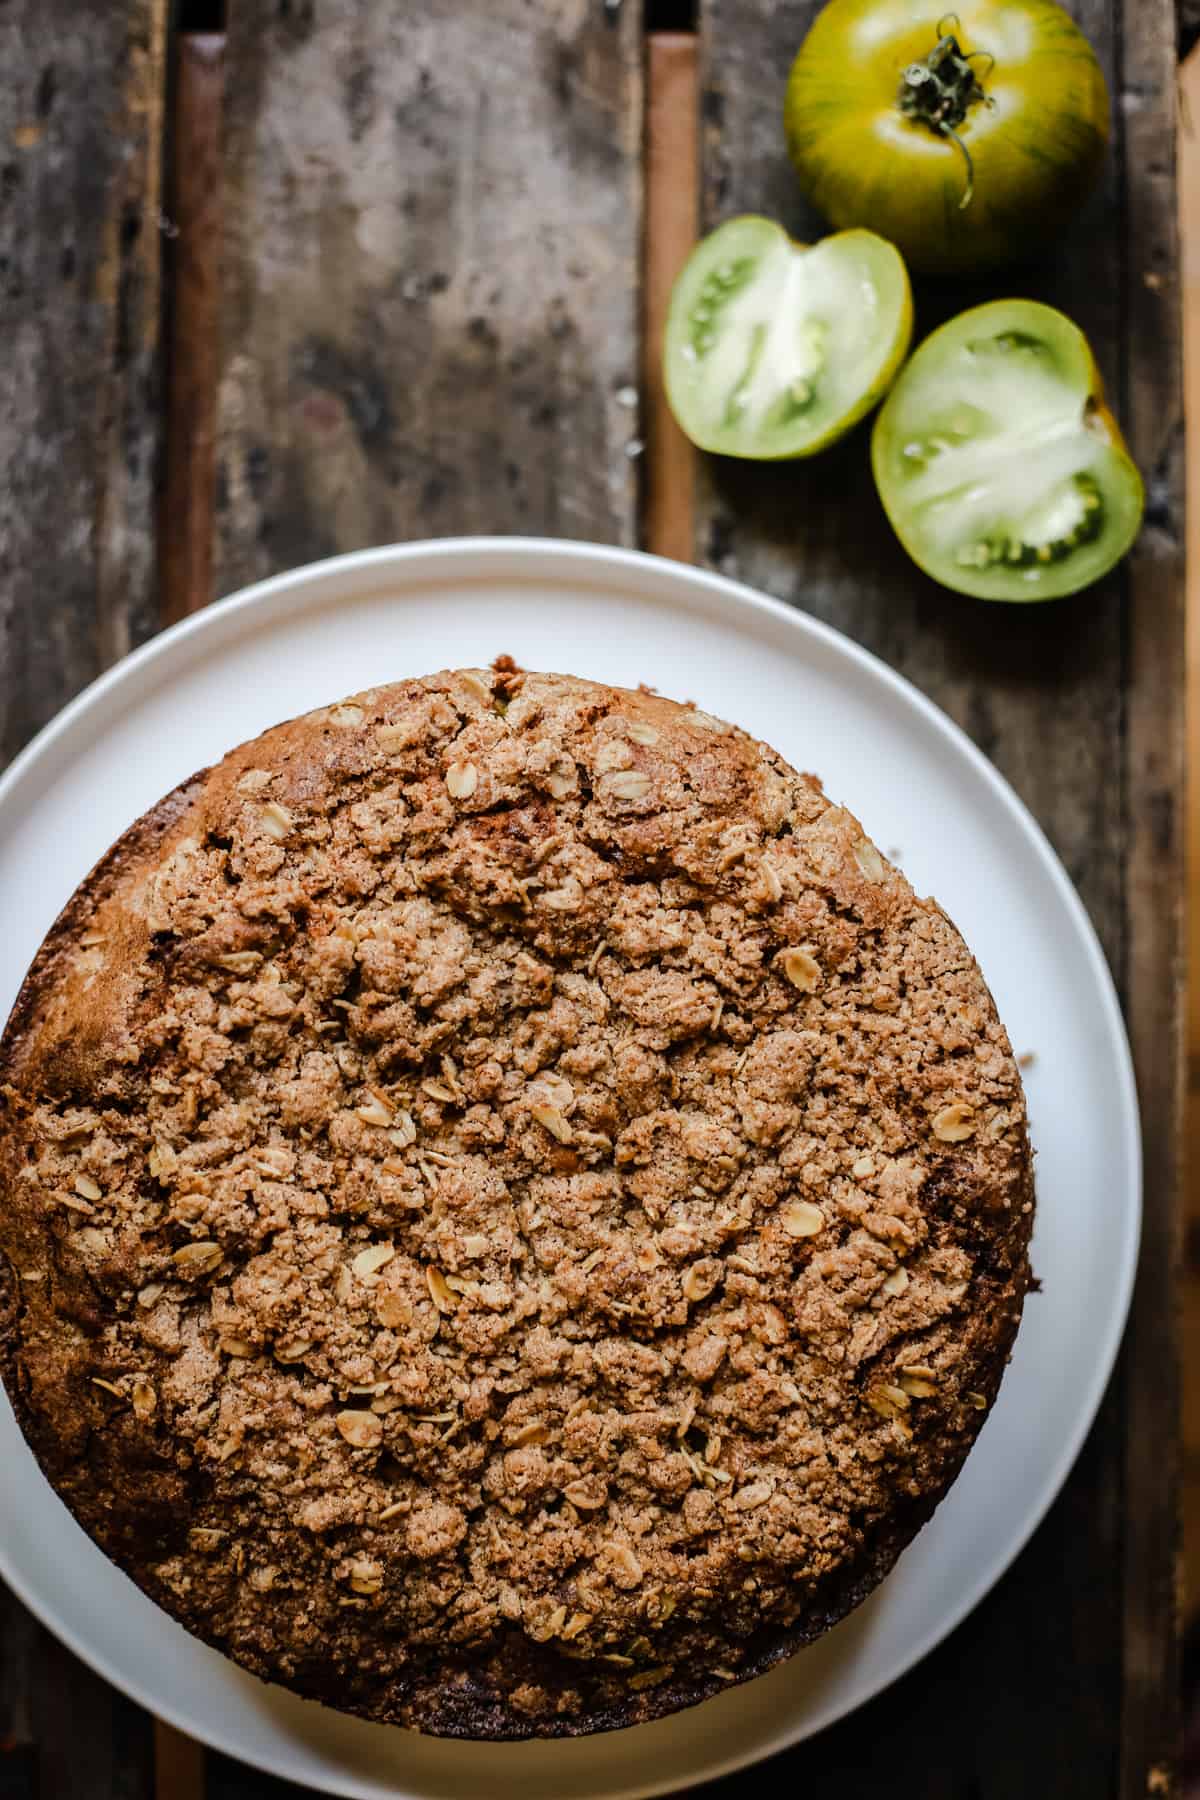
[785,0,1110,275]
[871,299,1144,602]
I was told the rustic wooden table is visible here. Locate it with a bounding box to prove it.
[0,3,1184,1796]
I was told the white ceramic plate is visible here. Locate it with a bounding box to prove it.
[0,539,1139,1799]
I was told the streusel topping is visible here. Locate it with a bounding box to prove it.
[0,667,1032,1735]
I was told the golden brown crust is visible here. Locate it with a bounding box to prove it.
[0,669,1033,1737]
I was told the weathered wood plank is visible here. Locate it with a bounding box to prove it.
[215,0,644,594]
[155,1719,206,1800]
[1117,3,1185,1791]
[0,3,168,1794]
[24,1624,153,1800]
[0,1595,36,1800]
[691,1,1181,1793]
[0,0,169,765]
[161,34,225,625]
[643,34,699,561]
[1179,42,1200,1632]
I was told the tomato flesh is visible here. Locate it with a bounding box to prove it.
[664,217,912,460]
[871,301,1144,601]
[785,0,1110,276]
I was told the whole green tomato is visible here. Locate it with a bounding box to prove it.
[785,0,1110,275]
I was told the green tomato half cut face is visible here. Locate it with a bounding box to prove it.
[664,217,913,460]
[871,300,1144,601]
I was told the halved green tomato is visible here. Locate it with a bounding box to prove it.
[871,299,1143,602]
[663,216,912,459]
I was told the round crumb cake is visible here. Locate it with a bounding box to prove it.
[0,666,1033,1738]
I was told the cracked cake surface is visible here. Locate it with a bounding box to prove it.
[0,666,1034,1737]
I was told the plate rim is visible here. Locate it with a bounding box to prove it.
[0,535,1142,1797]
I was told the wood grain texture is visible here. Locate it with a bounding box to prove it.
[0,4,168,1796]
[29,1629,153,1800]
[215,0,644,595]
[0,0,168,766]
[0,1597,36,1800]
[1181,42,1200,1632]
[160,34,225,625]
[154,1720,205,1800]
[0,1612,154,1800]
[690,1,1182,1794]
[643,34,698,562]
[1117,2,1185,1791]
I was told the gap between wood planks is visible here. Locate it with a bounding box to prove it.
[158,31,223,624]
[642,34,699,562]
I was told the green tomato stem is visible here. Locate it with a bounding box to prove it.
[897,14,995,211]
